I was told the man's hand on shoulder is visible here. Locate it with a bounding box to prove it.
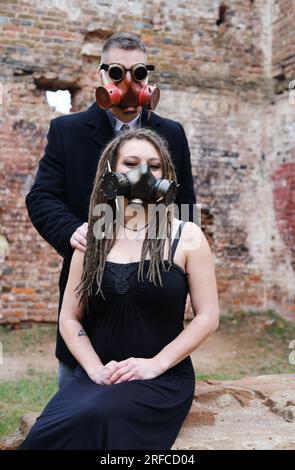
[70,222,88,252]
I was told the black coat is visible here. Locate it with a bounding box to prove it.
[25,102,197,368]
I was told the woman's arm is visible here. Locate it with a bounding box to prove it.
[153,222,219,373]
[59,248,104,379]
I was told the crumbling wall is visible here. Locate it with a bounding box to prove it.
[0,0,294,323]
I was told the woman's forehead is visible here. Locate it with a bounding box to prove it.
[118,139,160,159]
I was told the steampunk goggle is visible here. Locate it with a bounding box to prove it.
[99,63,155,83]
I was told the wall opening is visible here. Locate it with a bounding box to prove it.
[216,2,228,26]
[46,89,72,114]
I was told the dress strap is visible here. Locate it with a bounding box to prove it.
[171,221,186,262]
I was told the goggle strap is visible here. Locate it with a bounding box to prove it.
[99,63,155,72]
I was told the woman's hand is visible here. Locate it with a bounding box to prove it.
[86,360,121,385]
[108,357,163,384]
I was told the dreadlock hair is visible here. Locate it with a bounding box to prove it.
[75,127,177,309]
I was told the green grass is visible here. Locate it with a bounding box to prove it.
[0,323,56,355]
[221,309,295,337]
[196,372,239,381]
[220,310,295,352]
[0,371,57,438]
[195,310,295,381]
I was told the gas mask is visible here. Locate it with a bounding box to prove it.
[95,63,160,111]
[101,164,178,206]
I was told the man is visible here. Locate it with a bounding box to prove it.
[26,32,197,389]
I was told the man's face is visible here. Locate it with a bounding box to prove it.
[98,47,148,123]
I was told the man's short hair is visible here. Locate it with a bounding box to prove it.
[102,32,147,56]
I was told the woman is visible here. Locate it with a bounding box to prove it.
[20,128,219,450]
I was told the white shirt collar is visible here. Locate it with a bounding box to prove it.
[113,113,141,132]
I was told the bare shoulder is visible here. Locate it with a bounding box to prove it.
[180,222,212,261]
[69,248,85,276]
[72,247,85,261]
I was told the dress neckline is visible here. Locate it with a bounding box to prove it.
[105,259,189,279]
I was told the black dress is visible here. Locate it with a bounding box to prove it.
[20,221,195,450]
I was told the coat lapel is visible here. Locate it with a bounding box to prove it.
[86,101,162,150]
[141,107,162,129]
[86,102,115,149]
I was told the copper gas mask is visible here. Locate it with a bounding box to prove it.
[95,63,160,111]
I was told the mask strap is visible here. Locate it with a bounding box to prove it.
[100,69,109,86]
[105,160,121,217]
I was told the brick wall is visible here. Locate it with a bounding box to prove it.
[272,0,295,84]
[0,0,294,323]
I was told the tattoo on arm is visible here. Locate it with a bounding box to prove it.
[78,328,87,337]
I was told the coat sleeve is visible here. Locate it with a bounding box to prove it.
[175,123,198,224]
[25,118,83,258]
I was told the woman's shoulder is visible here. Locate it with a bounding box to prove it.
[72,247,85,261]
[173,218,202,238]
[173,218,211,258]
[69,248,85,273]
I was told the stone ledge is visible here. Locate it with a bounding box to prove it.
[174,373,295,450]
